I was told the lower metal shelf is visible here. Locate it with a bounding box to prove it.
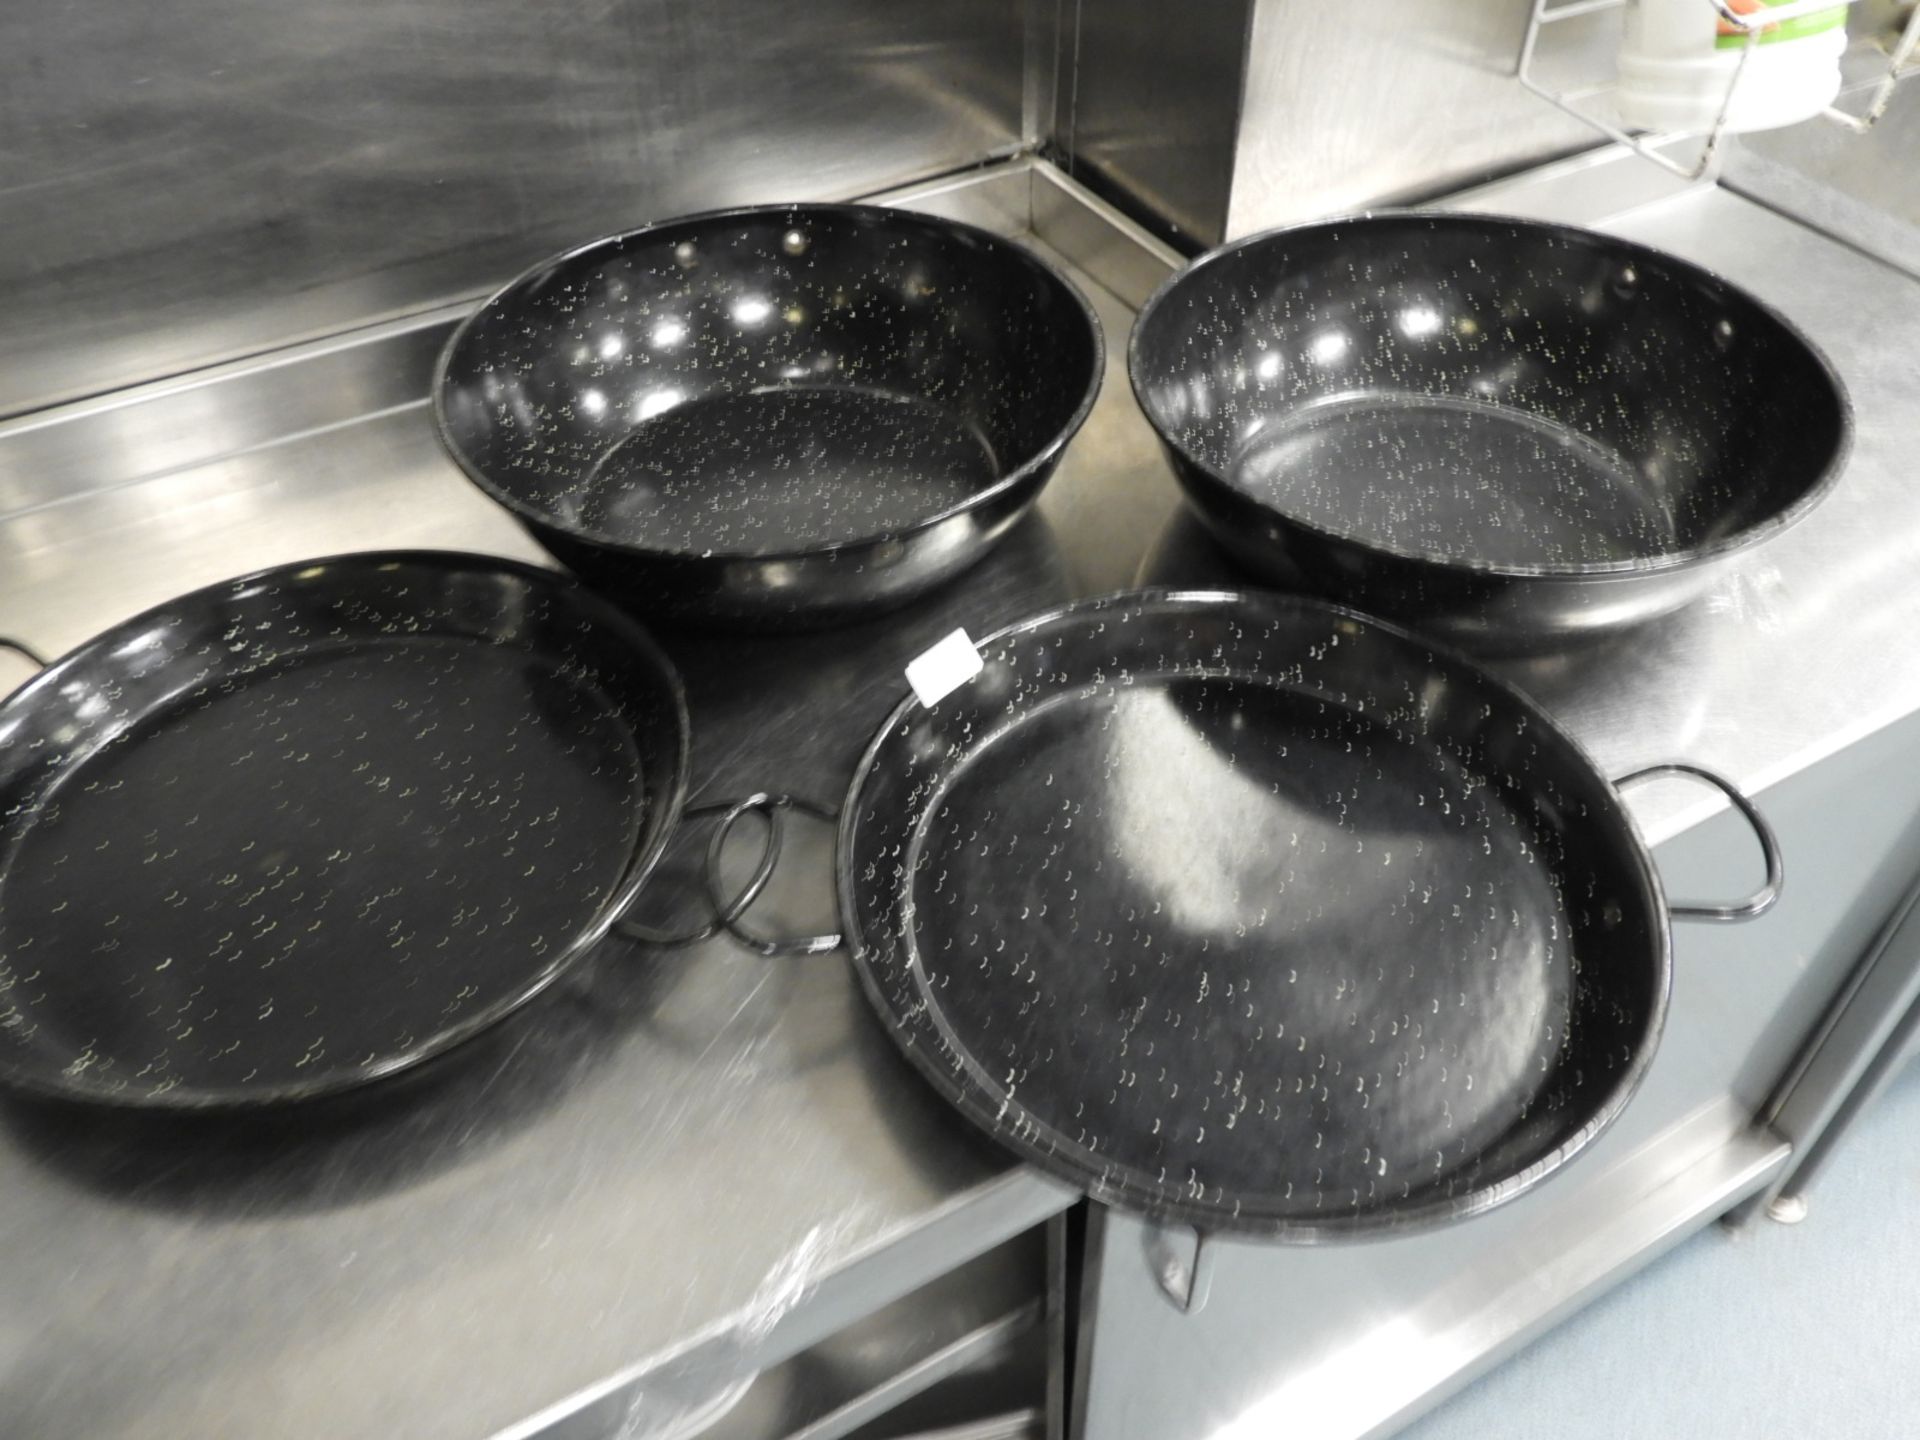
[1074,1100,1785,1440]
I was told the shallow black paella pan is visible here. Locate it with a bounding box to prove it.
[0,553,689,1107]
[723,590,1782,1238]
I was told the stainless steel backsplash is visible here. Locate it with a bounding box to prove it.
[1222,0,1916,242]
[1045,0,1257,249]
[1727,3,1920,278]
[0,0,1022,420]
[1225,0,1602,237]
[1038,0,1607,249]
[11,0,1902,431]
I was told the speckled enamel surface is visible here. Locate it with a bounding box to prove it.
[0,553,688,1106]
[570,388,996,552]
[843,591,1668,1237]
[1234,395,1672,567]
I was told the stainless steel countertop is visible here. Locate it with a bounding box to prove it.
[0,171,1145,1440]
[2,155,1919,1439]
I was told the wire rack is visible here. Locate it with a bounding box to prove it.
[1517,0,1920,180]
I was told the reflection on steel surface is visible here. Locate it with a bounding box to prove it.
[0,0,1023,420]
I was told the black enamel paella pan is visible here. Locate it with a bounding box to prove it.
[723,590,1781,1238]
[0,553,689,1107]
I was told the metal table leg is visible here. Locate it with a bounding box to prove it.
[1741,865,1920,1224]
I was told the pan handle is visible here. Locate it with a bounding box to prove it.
[0,638,46,705]
[1615,763,1783,923]
[614,799,788,948]
[705,792,846,957]
[0,636,47,681]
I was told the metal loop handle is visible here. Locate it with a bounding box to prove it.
[614,799,786,948]
[707,793,845,957]
[1616,763,1783,923]
[0,637,47,669]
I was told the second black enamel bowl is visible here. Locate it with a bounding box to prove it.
[1129,212,1850,650]
[435,204,1103,628]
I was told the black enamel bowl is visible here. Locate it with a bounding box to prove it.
[1129,212,1851,650]
[434,204,1103,628]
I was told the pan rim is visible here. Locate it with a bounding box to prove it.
[431,201,1106,565]
[836,586,1675,1240]
[0,549,691,1110]
[1127,208,1854,582]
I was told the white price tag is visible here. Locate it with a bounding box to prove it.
[904,628,984,707]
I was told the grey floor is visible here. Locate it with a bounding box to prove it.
[1399,1065,1920,1440]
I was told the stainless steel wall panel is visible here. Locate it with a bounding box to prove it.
[1225,0,1604,237]
[1728,38,1920,282]
[0,0,1023,422]
[1051,0,1254,247]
